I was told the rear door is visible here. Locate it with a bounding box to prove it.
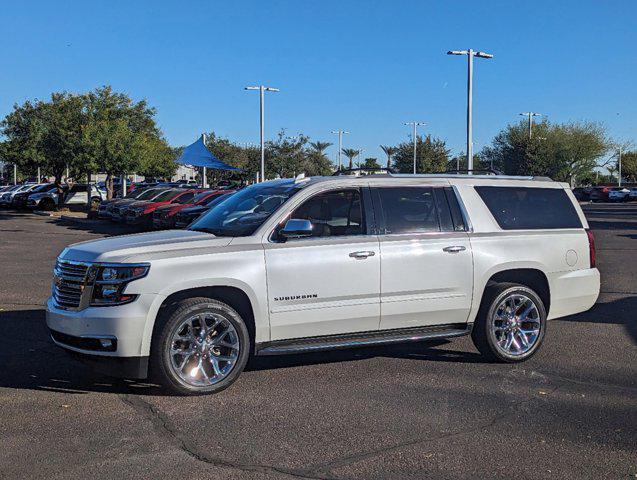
[375,186,474,330]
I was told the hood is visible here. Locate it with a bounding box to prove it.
[59,229,232,263]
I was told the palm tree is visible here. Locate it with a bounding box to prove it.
[309,141,332,154]
[341,148,361,170]
[380,145,398,170]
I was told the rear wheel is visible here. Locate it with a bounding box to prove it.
[471,283,546,362]
[151,297,250,395]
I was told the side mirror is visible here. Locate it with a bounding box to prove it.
[280,219,313,239]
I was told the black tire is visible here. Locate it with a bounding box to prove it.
[150,297,250,395]
[40,197,55,211]
[471,282,547,363]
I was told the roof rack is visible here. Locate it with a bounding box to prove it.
[444,168,504,176]
[332,167,395,176]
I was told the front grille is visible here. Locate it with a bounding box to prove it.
[52,260,91,310]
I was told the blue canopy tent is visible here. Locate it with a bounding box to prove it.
[176,134,240,187]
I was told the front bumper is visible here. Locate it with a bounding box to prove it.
[45,294,161,378]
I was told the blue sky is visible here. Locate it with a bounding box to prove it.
[1,0,635,164]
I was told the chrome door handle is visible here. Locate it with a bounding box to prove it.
[443,246,466,253]
[349,251,376,259]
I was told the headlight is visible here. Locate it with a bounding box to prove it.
[90,264,149,306]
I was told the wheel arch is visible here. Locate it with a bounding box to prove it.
[483,268,551,316]
[141,280,263,356]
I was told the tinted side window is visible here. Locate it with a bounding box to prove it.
[377,187,440,234]
[70,185,87,193]
[444,187,467,232]
[175,192,195,204]
[290,189,365,238]
[475,186,582,230]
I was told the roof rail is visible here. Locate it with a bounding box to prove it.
[332,167,395,176]
[444,168,504,176]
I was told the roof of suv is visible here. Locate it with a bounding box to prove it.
[264,173,560,190]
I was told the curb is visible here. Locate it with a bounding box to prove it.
[59,215,96,224]
[33,210,54,217]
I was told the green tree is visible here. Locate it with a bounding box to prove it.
[83,86,169,198]
[1,92,86,183]
[362,157,381,169]
[267,130,308,179]
[392,135,450,174]
[480,120,609,184]
[341,148,360,169]
[380,145,397,169]
[620,151,637,182]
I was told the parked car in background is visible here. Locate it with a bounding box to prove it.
[608,187,630,202]
[152,190,233,230]
[629,188,637,201]
[174,191,235,228]
[124,189,201,228]
[589,186,610,202]
[108,188,170,221]
[98,187,157,219]
[13,183,53,208]
[572,187,590,202]
[0,183,39,206]
[27,183,105,210]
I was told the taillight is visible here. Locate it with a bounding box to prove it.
[586,229,596,268]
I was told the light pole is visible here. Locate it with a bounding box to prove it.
[618,146,622,187]
[447,49,493,172]
[245,85,279,182]
[14,164,17,185]
[331,130,350,170]
[519,112,542,139]
[404,122,425,174]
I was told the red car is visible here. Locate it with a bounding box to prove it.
[151,189,234,230]
[124,189,203,228]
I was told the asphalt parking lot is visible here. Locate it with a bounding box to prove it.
[0,204,635,479]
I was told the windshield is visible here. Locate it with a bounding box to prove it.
[30,183,52,193]
[152,189,181,202]
[189,182,300,237]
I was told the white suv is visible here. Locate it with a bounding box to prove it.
[46,174,600,394]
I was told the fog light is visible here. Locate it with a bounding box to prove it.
[99,338,113,349]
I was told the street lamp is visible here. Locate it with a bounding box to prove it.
[519,112,543,139]
[245,85,279,182]
[331,130,350,170]
[447,49,493,173]
[404,122,426,174]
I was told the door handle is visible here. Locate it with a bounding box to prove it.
[349,251,376,259]
[443,245,466,253]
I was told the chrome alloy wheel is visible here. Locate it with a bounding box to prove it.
[168,312,241,387]
[491,293,541,356]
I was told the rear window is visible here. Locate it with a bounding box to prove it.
[475,186,582,230]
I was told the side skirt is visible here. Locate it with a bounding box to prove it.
[255,323,472,356]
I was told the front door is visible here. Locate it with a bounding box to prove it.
[374,186,474,330]
[264,188,381,341]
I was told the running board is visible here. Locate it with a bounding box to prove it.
[255,323,471,356]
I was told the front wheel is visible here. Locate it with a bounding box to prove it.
[471,283,546,363]
[151,297,250,395]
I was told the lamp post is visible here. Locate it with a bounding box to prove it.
[331,130,350,170]
[618,146,623,187]
[519,112,542,139]
[245,85,279,182]
[447,49,493,173]
[404,122,426,174]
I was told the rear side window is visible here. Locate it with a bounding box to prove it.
[376,187,439,234]
[475,186,582,230]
